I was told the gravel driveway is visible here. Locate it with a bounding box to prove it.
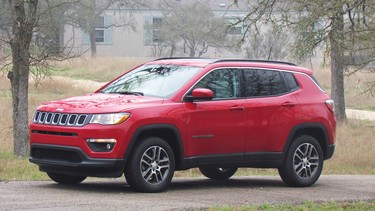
[1,175,374,210]
[347,109,375,121]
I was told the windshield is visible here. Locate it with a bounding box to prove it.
[100,64,202,98]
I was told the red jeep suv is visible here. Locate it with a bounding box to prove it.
[30,58,336,192]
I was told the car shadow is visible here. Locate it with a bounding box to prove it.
[39,176,289,194]
[171,176,287,191]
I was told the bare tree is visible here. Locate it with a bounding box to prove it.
[235,0,375,122]
[0,0,80,157]
[3,0,38,157]
[245,25,291,61]
[157,1,238,57]
[67,0,140,58]
[67,0,112,58]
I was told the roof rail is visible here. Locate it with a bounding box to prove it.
[213,59,297,66]
[154,58,297,66]
[154,57,212,61]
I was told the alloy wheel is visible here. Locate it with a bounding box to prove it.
[140,146,170,185]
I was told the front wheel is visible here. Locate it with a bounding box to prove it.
[199,167,238,180]
[278,135,323,187]
[47,172,86,185]
[125,137,175,193]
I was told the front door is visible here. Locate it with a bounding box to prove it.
[184,68,246,158]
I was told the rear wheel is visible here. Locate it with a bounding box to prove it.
[125,137,175,193]
[47,172,86,185]
[199,167,238,180]
[278,135,323,187]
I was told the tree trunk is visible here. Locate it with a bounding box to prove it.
[89,27,97,58]
[189,48,195,57]
[8,0,38,157]
[8,61,30,157]
[329,10,347,122]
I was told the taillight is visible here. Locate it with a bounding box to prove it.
[325,99,335,113]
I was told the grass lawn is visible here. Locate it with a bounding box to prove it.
[208,200,375,211]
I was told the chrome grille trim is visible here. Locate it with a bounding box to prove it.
[32,111,89,127]
[67,114,78,126]
[76,114,87,126]
[59,114,69,125]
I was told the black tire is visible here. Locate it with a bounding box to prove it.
[47,172,86,185]
[199,167,238,180]
[278,135,324,187]
[124,137,175,193]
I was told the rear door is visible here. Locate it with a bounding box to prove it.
[243,69,299,153]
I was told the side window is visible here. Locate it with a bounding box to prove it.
[243,69,288,97]
[193,69,240,99]
[258,70,288,96]
[243,69,260,97]
[283,72,299,91]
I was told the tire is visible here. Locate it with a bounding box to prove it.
[278,135,324,187]
[124,137,175,193]
[47,172,86,185]
[199,167,238,180]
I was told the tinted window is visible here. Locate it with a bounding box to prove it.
[243,69,260,97]
[283,72,299,91]
[243,69,288,97]
[193,69,240,99]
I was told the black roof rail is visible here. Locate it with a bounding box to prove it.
[154,58,297,66]
[154,57,214,61]
[212,59,297,66]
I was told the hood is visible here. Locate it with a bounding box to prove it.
[37,93,164,113]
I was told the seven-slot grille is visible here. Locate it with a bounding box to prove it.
[33,111,89,127]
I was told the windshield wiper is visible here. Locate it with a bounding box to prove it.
[109,91,144,96]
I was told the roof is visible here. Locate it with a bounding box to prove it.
[147,58,313,75]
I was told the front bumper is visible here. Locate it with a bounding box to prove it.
[30,144,126,177]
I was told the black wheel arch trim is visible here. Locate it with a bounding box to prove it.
[284,123,333,160]
[124,124,185,170]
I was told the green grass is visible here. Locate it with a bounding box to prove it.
[209,200,375,211]
[0,150,48,181]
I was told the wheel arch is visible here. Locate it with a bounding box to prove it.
[124,124,185,170]
[284,123,330,160]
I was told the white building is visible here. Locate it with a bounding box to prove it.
[63,0,248,58]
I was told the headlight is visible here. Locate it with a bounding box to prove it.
[90,113,130,125]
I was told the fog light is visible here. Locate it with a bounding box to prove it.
[86,139,116,152]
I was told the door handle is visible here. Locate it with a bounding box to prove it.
[282,102,296,107]
[230,106,245,111]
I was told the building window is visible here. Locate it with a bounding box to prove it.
[152,17,163,43]
[227,25,242,35]
[82,15,113,45]
[143,16,163,45]
[95,29,105,43]
[95,16,105,43]
[226,18,243,35]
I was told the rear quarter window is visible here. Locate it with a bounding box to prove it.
[283,72,299,91]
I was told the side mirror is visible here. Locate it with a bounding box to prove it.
[184,88,214,102]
